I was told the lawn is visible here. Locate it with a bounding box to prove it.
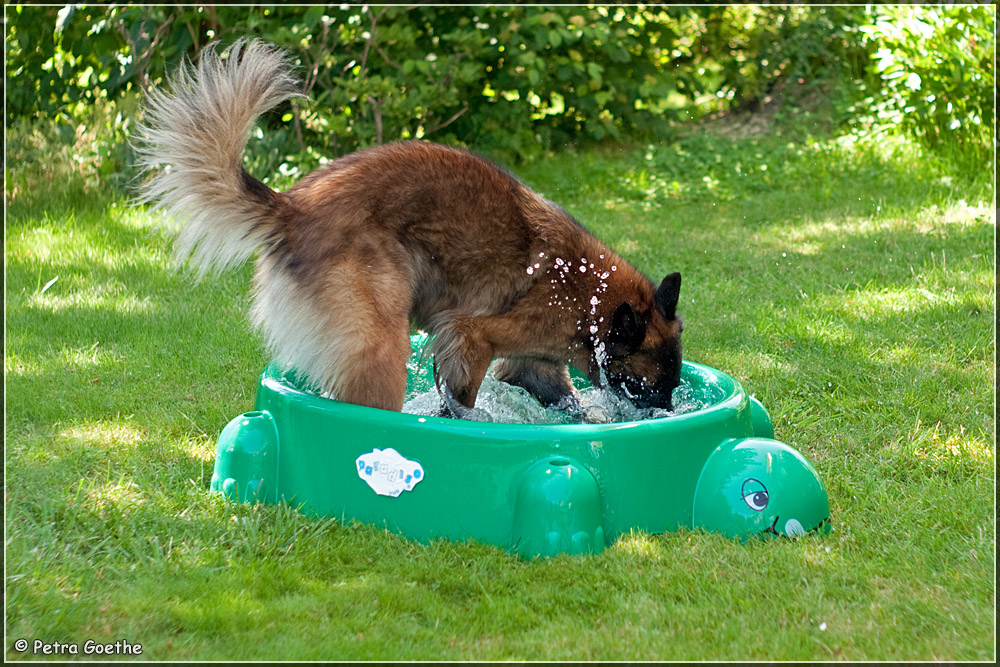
[4,119,995,660]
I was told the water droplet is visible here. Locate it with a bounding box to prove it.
[526,267,534,275]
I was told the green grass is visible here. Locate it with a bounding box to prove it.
[5,121,995,661]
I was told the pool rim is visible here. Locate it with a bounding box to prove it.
[257,358,748,438]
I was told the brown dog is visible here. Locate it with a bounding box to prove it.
[135,40,683,415]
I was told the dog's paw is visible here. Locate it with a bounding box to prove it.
[435,378,492,421]
[432,355,489,421]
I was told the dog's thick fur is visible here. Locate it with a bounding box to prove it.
[135,40,683,413]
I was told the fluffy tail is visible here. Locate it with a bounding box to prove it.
[133,39,303,276]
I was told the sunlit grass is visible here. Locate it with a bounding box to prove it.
[5,119,995,661]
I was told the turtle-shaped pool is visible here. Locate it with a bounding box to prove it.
[211,335,830,558]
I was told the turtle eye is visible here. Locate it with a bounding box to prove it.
[741,478,769,511]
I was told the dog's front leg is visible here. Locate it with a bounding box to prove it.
[433,368,477,420]
[431,317,494,415]
[493,357,581,411]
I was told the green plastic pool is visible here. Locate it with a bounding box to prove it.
[210,335,830,558]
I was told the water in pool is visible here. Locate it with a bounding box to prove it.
[311,334,722,424]
[398,349,716,424]
[401,370,705,424]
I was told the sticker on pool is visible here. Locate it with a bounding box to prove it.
[356,448,424,497]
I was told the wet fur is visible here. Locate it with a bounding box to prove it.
[135,40,683,412]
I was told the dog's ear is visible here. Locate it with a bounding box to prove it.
[608,302,646,351]
[654,272,681,320]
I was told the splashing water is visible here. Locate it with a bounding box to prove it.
[311,337,718,425]
[401,361,712,425]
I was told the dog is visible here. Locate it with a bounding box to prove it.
[135,39,683,416]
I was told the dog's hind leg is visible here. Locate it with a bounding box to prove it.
[332,324,411,411]
[494,357,581,411]
[326,258,413,411]
[252,251,412,412]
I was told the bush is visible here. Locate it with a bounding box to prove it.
[853,5,994,173]
[679,5,868,111]
[6,5,695,167]
[5,5,993,183]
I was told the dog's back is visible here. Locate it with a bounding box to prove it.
[282,141,546,324]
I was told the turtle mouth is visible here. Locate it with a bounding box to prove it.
[762,515,781,536]
[759,515,832,538]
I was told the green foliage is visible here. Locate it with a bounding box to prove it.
[4,4,994,177]
[677,5,869,110]
[852,5,995,173]
[7,5,699,167]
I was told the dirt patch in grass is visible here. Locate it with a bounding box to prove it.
[698,78,836,139]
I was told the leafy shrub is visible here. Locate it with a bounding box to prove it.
[6,5,695,167]
[5,4,993,184]
[854,5,994,173]
[679,5,869,111]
